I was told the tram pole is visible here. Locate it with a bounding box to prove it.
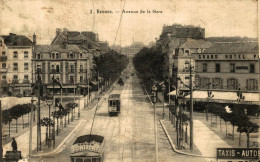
[152,85,158,162]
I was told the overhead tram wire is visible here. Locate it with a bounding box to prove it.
[113,0,126,46]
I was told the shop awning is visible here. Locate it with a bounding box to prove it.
[184,91,259,105]
[167,90,177,96]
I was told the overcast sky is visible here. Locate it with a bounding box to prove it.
[0,0,258,46]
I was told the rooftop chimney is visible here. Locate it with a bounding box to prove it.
[33,33,36,45]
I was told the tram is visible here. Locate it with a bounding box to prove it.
[70,134,105,162]
[108,94,121,116]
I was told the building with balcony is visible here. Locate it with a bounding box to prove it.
[0,33,33,96]
[157,24,206,79]
[33,42,93,95]
[193,41,259,93]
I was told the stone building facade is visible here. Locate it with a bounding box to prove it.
[0,33,33,96]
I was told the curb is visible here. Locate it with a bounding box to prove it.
[33,120,87,157]
[159,120,204,157]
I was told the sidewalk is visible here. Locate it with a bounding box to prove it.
[3,82,114,160]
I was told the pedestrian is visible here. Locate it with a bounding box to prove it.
[11,137,17,151]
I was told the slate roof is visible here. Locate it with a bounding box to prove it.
[1,34,32,46]
[180,38,212,49]
[205,42,258,54]
[35,45,86,53]
[52,30,99,47]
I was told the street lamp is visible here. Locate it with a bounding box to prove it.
[206,83,214,121]
[44,94,53,144]
[161,84,166,118]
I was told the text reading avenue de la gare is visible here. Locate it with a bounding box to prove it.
[90,9,163,14]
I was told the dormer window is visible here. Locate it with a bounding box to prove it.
[184,50,189,54]
[70,53,74,58]
[197,49,201,53]
[56,53,59,59]
[37,53,41,59]
[202,49,206,52]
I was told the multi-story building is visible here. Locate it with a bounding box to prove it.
[193,41,259,93]
[158,24,206,79]
[33,37,93,95]
[51,28,101,56]
[173,39,212,91]
[0,33,33,96]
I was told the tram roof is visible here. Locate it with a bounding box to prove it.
[73,134,104,144]
[108,94,120,99]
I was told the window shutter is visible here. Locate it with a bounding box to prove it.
[220,78,223,89]
[235,79,238,89]
[246,79,248,90]
[212,78,215,88]
[227,79,230,89]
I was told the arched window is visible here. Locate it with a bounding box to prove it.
[56,53,59,59]
[51,65,55,73]
[80,53,83,58]
[52,53,55,59]
[56,65,60,72]
[70,53,74,58]
[37,53,41,59]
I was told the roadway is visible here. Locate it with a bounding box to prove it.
[28,64,205,162]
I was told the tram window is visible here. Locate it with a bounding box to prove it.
[110,100,113,106]
[113,100,116,106]
[76,158,83,162]
[92,158,100,162]
[117,100,120,105]
[84,159,91,162]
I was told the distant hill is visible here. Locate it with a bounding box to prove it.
[206,37,258,43]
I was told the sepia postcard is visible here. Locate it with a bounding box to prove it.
[0,0,259,162]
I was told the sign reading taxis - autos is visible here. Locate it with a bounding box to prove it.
[217,148,260,160]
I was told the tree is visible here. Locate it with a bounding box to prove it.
[2,109,12,137]
[236,116,258,148]
[9,105,23,133]
[65,102,78,122]
[41,117,54,146]
[133,47,164,90]
[220,113,230,137]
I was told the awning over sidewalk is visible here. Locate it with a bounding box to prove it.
[184,91,259,105]
[167,90,177,96]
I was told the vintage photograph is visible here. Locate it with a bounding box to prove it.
[0,0,259,161]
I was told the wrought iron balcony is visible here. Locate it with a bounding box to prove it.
[23,79,30,83]
[12,79,19,84]
[0,56,7,61]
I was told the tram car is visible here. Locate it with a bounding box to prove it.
[70,134,105,162]
[108,94,121,116]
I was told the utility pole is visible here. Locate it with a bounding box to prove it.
[87,59,90,108]
[189,57,193,151]
[0,100,3,162]
[152,85,158,162]
[37,68,41,151]
[29,78,35,156]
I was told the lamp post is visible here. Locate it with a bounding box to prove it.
[152,85,158,162]
[161,84,166,119]
[206,83,214,121]
[45,94,53,148]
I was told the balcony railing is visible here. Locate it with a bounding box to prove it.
[12,80,19,84]
[23,79,30,83]
[1,80,7,84]
[0,56,7,61]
